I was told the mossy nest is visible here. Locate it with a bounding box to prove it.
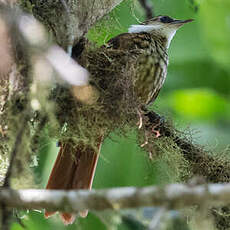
[50,44,142,146]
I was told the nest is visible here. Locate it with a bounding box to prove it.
[50,45,141,146]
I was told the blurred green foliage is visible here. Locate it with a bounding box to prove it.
[12,0,230,229]
[198,0,230,68]
[168,88,229,121]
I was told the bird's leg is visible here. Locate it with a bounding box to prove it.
[151,121,161,138]
[136,108,143,129]
[139,109,164,146]
[144,111,165,138]
[137,108,151,148]
[140,121,161,149]
[151,115,166,138]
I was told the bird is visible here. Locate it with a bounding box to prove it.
[44,15,193,225]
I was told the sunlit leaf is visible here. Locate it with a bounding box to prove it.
[168,89,229,121]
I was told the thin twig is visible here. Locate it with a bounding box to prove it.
[59,0,70,14]
[138,0,154,19]
[3,114,29,188]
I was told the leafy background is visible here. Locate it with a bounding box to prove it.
[11,0,230,229]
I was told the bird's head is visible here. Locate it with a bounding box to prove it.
[128,16,193,48]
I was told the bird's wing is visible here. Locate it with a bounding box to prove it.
[106,32,152,51]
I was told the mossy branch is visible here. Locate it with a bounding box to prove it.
[142,110,230,183]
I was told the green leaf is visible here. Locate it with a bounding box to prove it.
[198,0,230,69]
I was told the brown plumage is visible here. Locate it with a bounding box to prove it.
[106,32,168,105]
[45,138,103,224]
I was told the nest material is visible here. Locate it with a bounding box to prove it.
[51,45,141,146]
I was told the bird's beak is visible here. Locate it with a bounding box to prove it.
[170,19,194,26]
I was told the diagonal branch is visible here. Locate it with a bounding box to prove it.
[142,110,230,182]
[138,0,154,19]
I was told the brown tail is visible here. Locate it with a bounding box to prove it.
[44,138,102,225]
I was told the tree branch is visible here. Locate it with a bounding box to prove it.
[28,0,124,48]
[0,183,229,213]
[3,113,29,188]
[142,111,230,183]
[138,0,154,19]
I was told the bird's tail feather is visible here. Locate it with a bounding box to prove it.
[44,138,102,225]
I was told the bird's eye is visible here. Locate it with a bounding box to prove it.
[160,16,174,23]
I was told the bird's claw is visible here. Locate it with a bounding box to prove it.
[152,125,161,138]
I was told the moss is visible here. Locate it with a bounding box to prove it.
[212,206,230,230]
[138,127,190,183]
[49,45,141,148]
[19,0,34,14]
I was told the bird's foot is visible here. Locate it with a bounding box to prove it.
[151,124,161,138]
[148,112,165,138]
